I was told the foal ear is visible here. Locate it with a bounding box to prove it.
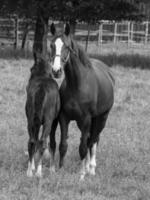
[50,23,56,35]
[64,23,70,36]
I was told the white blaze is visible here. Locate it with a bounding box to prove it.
[53,38,63,71]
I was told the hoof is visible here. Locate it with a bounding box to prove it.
[27,169,33,177]
[44,149,50,159]
[86,164,90,174]
[35,171,42,178]
[89,166,96,176]
[24,151,29,156]
[80,174,85,181]
[50,166,56,173]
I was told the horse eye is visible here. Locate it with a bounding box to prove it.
[50,44,56,51]
[49,44,56,58]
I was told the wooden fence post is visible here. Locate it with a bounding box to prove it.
[130,22,134,44]
[127,21,130,46]
[114,22,118,43]
[98,22,103,46]
[85,23,90,52]
[145,21,149,44]
[14,16,19,49]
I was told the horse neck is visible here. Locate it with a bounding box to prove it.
[64,46,91,91]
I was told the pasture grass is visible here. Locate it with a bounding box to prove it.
[90,53,150,69]
[0,44,150,70]
[0,47,32,59]
[0,59,150,199]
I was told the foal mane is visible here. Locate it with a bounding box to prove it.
[31,58,52,78]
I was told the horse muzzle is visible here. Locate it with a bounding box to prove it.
[52,68,63,78]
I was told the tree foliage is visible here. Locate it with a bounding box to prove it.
[0,0,144,22]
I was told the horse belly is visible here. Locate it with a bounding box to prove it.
[63,99,84,120]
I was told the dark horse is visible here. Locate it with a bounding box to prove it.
[25,55,60,177]
[50,23,115,180]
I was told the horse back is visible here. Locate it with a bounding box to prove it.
[90,59,115,87]
[26,77,60,125]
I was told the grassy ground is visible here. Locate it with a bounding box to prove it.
[1,43,150,70]
[0,59,150,200]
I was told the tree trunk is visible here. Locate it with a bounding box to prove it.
[33,14,49,58]
[85,23,90,52]
[69,19,76,35]
[21,20,30,50]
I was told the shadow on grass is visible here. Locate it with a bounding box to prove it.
[90,53,150,70]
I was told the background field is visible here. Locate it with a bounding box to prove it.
[0,58,150,200]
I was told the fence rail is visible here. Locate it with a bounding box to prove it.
[0,18,150,50]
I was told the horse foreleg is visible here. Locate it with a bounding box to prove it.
[89,143,97,175]
[79,135,90,180]
[59,113,70,168]
[88,113,109,176]
[78,116,91,180]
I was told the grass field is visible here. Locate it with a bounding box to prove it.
[0,58,150,200]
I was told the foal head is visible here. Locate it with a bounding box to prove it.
[49,23,76,78]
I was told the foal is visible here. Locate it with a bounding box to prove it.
[25,56,60,177]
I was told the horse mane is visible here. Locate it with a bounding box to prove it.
[30,58,52,78]
[71,38,92,69]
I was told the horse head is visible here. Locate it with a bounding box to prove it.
[49,23,75,78]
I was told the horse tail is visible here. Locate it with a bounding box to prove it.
[34,85,45,124]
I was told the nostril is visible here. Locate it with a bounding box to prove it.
[52,68,62,78]
[58,68,62,74]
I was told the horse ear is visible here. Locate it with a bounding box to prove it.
[50,23,56,35]
[64,23,70,36]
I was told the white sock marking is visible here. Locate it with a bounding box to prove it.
[31,158,35,171]
[89,143,97,175]
[27,161,33,177]
[85,150,90,173]
[36,160,42,177]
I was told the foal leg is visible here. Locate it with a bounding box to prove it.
[27,140,36,177]
[27,123,40,177]
[49,118,58,172]
[59,113,70,168]
[36,121,52,177]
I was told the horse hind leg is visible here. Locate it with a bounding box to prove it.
[36,120,52,177]
[27,140,36,177]
[27,123,40,177]
[88,112,109,176]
